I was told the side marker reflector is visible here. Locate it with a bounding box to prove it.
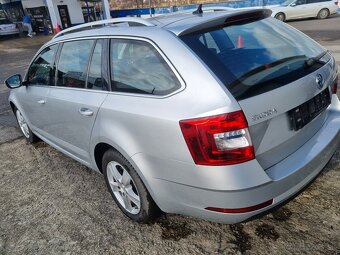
[205,199,273,214]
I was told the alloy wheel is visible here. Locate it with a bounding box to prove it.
[318,9,329,19]
[106,161,141,214]
[275,13,285,21]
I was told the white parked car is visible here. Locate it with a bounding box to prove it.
[0,19,19,36]
[271,0,338,21]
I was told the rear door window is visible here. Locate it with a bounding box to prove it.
[110,39,181,96]
[307,0,330,3]
[56,40,94,89]
[295,0,306,5]
[87,39,106,90]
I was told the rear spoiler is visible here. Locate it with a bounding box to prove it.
[178,9,272,36]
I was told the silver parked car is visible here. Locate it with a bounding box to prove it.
[271,0,338,21]
[0,18,19,36]
[5,8,340,223]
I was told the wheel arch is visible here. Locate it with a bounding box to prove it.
[275,12,286,21]
[8,99,34,131]
[94,142,116,173]
[317,8,330,19]
[9,101,16,113]
[92,141,162,210]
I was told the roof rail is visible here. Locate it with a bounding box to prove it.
[206,7,235,12]
[158,6,234,17]
[53,17,155,39]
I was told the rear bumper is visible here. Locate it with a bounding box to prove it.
[0,29,19,35]
[132,95,340,223]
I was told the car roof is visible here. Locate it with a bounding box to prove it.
[151,9,250,31]
[51,8,271,42]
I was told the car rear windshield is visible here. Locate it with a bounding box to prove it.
[180,17,330,100]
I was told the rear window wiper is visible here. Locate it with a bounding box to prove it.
[305,50,328,68]
[236,55,307,83]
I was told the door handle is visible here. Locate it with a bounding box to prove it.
[37,99,46,104]
[79,107,94,117]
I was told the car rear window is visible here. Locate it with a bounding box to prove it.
[180,17,330,100]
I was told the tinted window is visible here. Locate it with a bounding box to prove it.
[27,45,58,86]
[181,17,328,100]
[199,32,221,54]
[56,40,94,89]
[295,0,306,5]
[87,40,105,90]
[307,0,328,3]
[110,39,181,96]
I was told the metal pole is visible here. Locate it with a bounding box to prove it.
[45,0,58,33]
[102,0,111,20]
[148,0,152,17]
[85,0,90,22]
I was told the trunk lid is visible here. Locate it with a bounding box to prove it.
[0,24,16,30]
[239,60,335,169]
[179,14,337,169]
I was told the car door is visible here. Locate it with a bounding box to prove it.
[17,44,59,135]
[304,0,321,17]
[44,39,108,164]
[286,0,308,19]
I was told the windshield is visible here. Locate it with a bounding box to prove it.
[281,0,295,6]
[180,17,329,100]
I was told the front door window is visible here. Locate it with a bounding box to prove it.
[27,44,58,86]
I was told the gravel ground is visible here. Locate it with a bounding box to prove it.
[0,127,339,255]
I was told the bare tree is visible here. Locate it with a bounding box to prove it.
[135,0,145,8]
[111,0,231,9]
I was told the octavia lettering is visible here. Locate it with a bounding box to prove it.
[252,109,278,122]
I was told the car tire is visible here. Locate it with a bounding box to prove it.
[317,8,329,19]
[14,107,39,143]
[274,13,286,22]
[102,149,161,223]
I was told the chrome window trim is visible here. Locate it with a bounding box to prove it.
[29,35,186,99]
[46,85,109,94]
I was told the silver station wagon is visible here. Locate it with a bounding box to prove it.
[5,8,340,223]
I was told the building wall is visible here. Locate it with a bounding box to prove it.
[21,0,44,8]
[52,0,84,25]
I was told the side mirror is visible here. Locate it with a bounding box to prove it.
[290,3,297,6]
[5,74,22,89]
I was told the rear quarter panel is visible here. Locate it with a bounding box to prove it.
[89,29,241,170]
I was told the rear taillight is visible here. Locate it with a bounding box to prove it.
[179,111,255,166]
[332,77,338,94]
